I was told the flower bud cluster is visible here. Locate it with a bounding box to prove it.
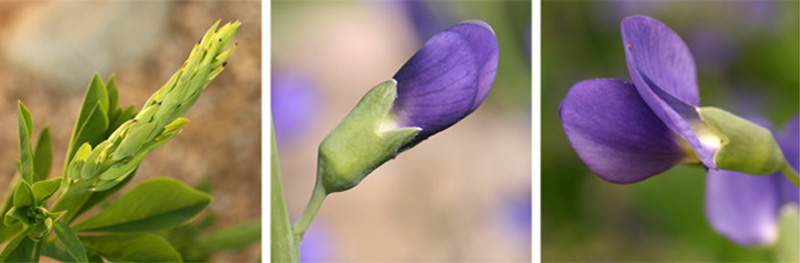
[64,20,240,191]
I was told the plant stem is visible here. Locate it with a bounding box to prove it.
[292,182,327,237]
[781,163,800,188]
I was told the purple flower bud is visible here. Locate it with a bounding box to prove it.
[391,20,499,147]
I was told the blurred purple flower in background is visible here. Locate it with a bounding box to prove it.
[560,15,715,183]
[401,0,451,42]
[271,70,320,146]
[706,116,799,246]
[391,20,498,147]
[300,221,335,262]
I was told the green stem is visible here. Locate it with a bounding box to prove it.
[292,182,327,238]
[780,162,800,188]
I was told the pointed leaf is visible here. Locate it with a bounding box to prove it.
[80,233,182,262]
[106,75,119,120]
[33,127,53,181]
[17,101,35,183]
[0,228,41,262]
[31,177,62,203]
[42,239,73,262]
[73,178,212,232]
[13,181,35,208]
[66,73,110,164]
[73,169,136,220]
[271,121,299,262]
[68,103,110,162]
[54,222,89,263]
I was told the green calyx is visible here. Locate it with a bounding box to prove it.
[317,79,421,193]
[697,107,785,175]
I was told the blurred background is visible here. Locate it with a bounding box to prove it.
[543,0,799,261]
[0,1,260,262]
[272,0,531,261]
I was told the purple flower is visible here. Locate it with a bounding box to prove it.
[392,20,499,147]
[560,15,799,246]
[271,70,320,146]
[705,116,799,246]
[560,15,715,183]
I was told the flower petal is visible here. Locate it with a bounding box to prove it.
[559,79,685,184]
[778,116,800,206]
[392,21,498,145]
[445,20,499,112]
[621,15,716,169]
[705,169,781,246]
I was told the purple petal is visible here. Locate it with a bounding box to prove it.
[778,116,800,206]
[392,20,498,145]
[559,79,685,184]
[705,169,781,246]
[621,15,716,169]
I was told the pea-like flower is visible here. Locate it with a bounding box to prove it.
[706,117,799,246]
[293,20,499,237]
[560,15,786,183]
[391,20,498,148]
[560,15,799,247]
[317,20,498,193]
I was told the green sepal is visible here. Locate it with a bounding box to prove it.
[317,80,421,193]
[31,177,62,203]
[698,107,785,175]
[33,127,53,181]
[17,101,35,184]
[13,181,35,209]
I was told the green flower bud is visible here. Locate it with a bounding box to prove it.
[317,80,420,193]
[27,217,52,241]
[111,121,158,161]
[81,141,112,179]
[698,107,785,175]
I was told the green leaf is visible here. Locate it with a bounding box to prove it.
[776,205,799,262]
[17,101,35,184]
[33,127,53,181]
[0,176,22,242]
[73,178,212,232]
[54,222,89,263]
[199,220,261,252]
[31,177,61,203]
[106,75,119,120]
[73,169,136,220]
[0,223,22,243]
[80,233,182,262]
[42,239,73,262]
[271,120,300,263]
[66,73,110,167]
[13,181,35,208]
[0,228,41,262]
